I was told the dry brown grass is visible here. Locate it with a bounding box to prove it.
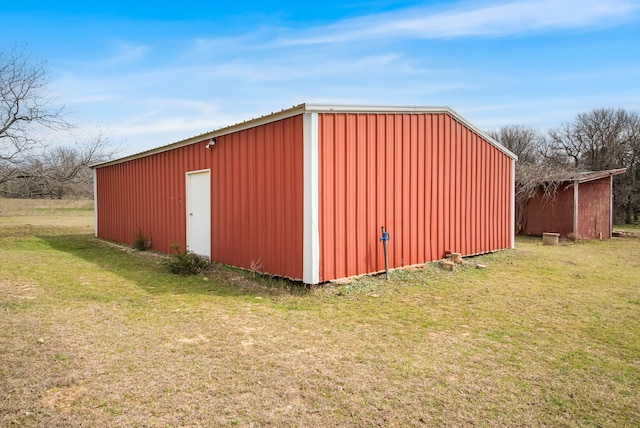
[1,200,639,427]
[0,197,94,229]
[0,197,93,214]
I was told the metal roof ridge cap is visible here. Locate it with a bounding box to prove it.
[302,104,451,113]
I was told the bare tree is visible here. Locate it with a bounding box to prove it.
[615,113,640,222]
[546,122,582,167]
[488,124,545,165]
[3,132,115,199]
[0,48,117,199]
[1,47,70,184]
[545,108,640,223]
[545,108,632,169]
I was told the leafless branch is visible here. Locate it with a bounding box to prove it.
[1,47,71,173]
[1,131,117,198]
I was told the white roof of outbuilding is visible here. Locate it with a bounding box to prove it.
[91,103,517,168]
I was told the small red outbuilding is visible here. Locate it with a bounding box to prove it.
[520,169,626,240]
[92,104,517,284]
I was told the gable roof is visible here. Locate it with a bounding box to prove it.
[92,103,517,169]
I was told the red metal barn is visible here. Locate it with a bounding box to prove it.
[92,104,516,284]
[521,169,626,240]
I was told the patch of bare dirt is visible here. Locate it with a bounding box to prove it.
[612,230,640,239]
[0,280,41,300]
[42,386,87,413]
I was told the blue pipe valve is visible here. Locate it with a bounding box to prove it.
[380,231,390,242]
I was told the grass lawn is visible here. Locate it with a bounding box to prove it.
[1,198,639,427]
[615,221,640,234]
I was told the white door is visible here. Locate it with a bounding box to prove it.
[186,170,211,258]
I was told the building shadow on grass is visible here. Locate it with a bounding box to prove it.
[39,233,311,298]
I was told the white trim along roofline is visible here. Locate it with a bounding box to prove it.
[91,103,518,169]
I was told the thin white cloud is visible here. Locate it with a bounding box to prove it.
[461,92,640,131]
[281,0,639,45]
[64,93,121,105]
[102,41,151,66]
[187,32,276,58]
[43,0,639,156]
[110,98,223,135]
[113,117,216,136]
[195,52,404,82]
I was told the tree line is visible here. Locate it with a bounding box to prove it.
[1,48,113,199]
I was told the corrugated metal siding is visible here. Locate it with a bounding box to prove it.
[522,176,617,240]
[577,177,611,239]
[522,187,575,237]
[211,116,304,279]
[95,144,206,253]
[96,115,304,280]
[318,112,513,282]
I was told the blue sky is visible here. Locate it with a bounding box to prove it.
[2,0,639,156]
